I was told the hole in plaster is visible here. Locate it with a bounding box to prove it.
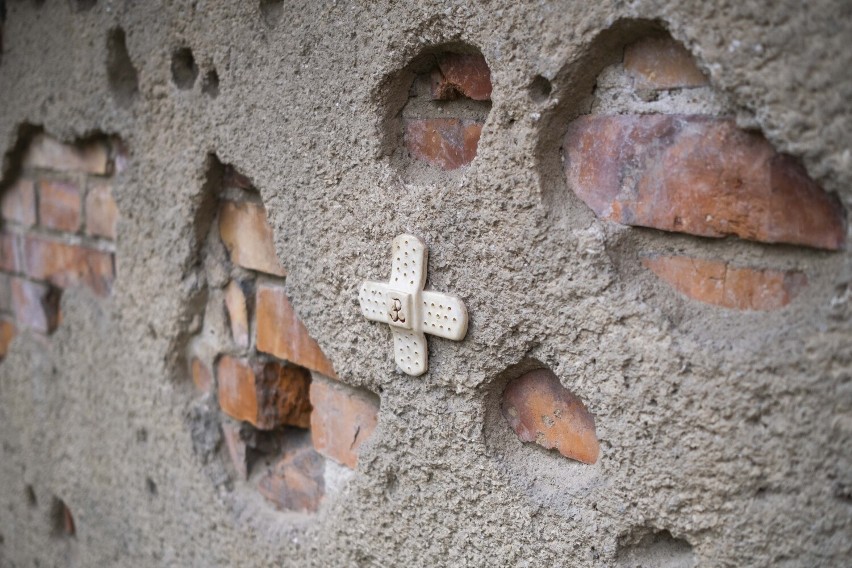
[259,0,284,28]
[106,27,139,108]
[616,529,696,568]
[171,47,198,90]
[25,485,37,506]
[50,498,75,538]
[529,74,552,103]
[145,477,158,496]
[376,44,492,177]
[202,69,219,98]
[73,0,97,12]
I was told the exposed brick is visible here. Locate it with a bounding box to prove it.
[309,375,379,469]
[0,232,21,273]
[501,369,599,465]
[221,421,249,480]
[643,255,807,311]
[190,356,213,394]
[217,355,312,430]
[23,134,110,175]
[11,277,61,334]
[218,201,286,276]
[563,115,847,250]
[0,318,16,359]
[404,118,483,170]
[623,36,709,90]
[258,432,324,512]
[255,282,337,378]
[430,53,492,101]
[38,180,82,233]
[84,183,119,239]
[1,178,36,226]
[224,280,249,349]
[23,236,114,297]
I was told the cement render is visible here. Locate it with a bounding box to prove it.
[0,1,850,566]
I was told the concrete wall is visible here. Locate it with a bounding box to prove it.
[0,1,850,566]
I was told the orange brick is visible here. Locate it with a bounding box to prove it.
[218,201,286,276]
[217,356,312,430]
[0,232,21,273]
[255,282,336,377]
[430,53,492,101]
[38,180,82,233]
[11,277,61,334]
[501,369,599,465]
[23,134,110,175]
[643,255,808,311]
[23,236,114,297]
[190,356,213,393]
[1,178,36,226]
[0,318,16,358]
[221,421,249,480]
[562,115,846,250]
[258,432,324,512]
[84,183,119,239]
[624,36,709,90]
[224,280,249,349]
[309,375,379,469]
[404,118,483,171]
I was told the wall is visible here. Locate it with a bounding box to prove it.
[0,1,850,566]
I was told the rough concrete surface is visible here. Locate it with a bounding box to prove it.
[0,1,850,566]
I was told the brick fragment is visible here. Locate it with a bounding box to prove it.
[221,421,249,480]
[643,255,807,311]
[218,201,286,276]
[11,278,61,334]
[24,134,110,175]
[216,355,312,430]
[258,432,325,512]
[255,282,337,377]
[1,179,36,226]
[624,36,709,90]
[38,180,82,233]
[84,183,119,239]
[190,356,213,394]
[562,115,846,250]
[310,375,379,469]
[501,369,599,465]
[224,280,249,349]
[0,232,21,273]
[404,118,483,170]
[0,318,16,358]
[431,53,492,101]
[23,236,114,297]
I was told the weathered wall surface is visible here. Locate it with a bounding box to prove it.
[0,1,850,566]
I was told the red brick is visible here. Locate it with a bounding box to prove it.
[309,375,379,469]
[258,433,324,512]
[501,369,599,465]
[1,178,36,226]
[23,236,114,297]
[431,53,492,101]
[216,356,312,430]
[190,356,213,394]
[562,115,846,250]
[404,118,483,170]
[255,282,336,378]
[38,180,82,233]
[24,134,110,175]
[0,232,21,273]
[0,318,16,359]
[624,36,709,90]
[224,280,249,349]
[221,421,249,480]
[84,183,119,239]
[11,278,61,334]
[218,201,286,276]
[643,255,807,311]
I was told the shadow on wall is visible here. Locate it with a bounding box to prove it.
[0,125,126,360]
